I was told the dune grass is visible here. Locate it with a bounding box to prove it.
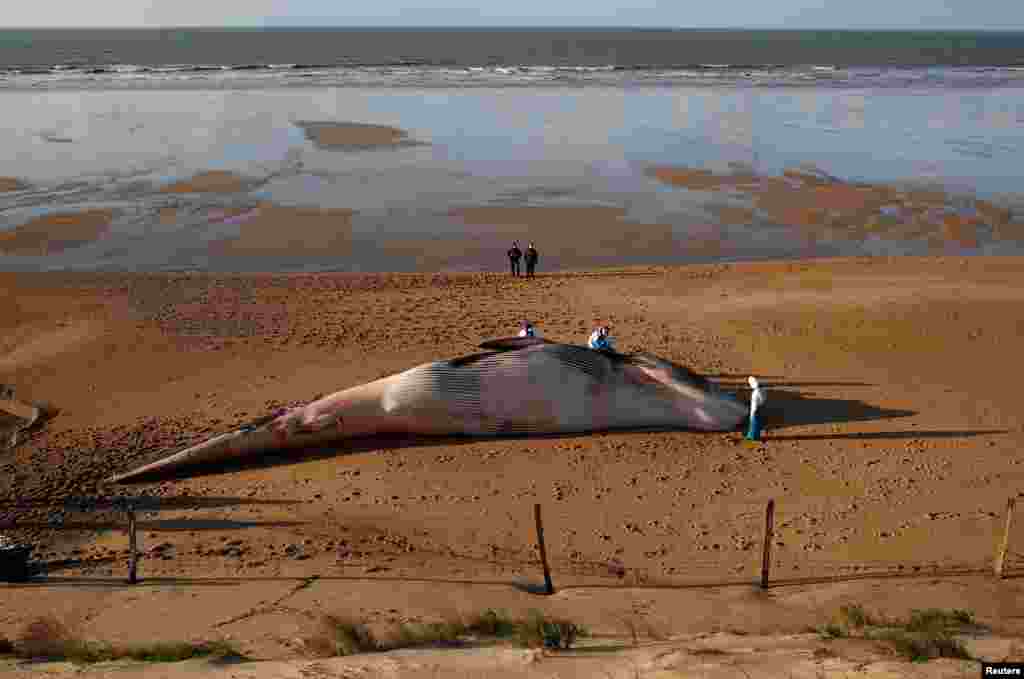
[818,605,976,663]
[10,615,240,664]
[306,608,588,657]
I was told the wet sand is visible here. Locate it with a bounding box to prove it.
[444,206,678,269]
[650,165,1022,248]
[159,170,252,194]
[0,178,26,193]
[0,209,115,256]
[1,256,1023,667]
[207,203,355,256]
[294,121,421,151]
[4,158,1020,274]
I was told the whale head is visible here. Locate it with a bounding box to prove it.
[621,352,747,430]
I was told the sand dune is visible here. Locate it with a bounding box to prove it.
[0,629,1009,678]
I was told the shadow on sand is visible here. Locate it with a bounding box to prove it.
[768,430,1010,442]
[710,374,875,388]
[0,496,304,512]
[757,388,916,430]
[8,565,1023,593]
[0,519,307,532]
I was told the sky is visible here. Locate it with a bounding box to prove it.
[4,0,1024,30]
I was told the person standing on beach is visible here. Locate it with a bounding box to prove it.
[746,376,767,441]
[524,242,539,278]
[507,241,523,277]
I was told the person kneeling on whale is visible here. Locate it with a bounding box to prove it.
[518,320,540,338]
[588,325,615,351]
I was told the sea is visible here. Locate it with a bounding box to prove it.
[3,28,1024,90]
[1,28,1023,272]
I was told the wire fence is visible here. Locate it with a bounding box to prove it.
[1,495,1021,590]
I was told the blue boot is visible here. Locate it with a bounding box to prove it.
[745,412,762,441]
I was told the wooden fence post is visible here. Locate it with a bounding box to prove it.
[995,497,1015,579]
[534,503,555,595]
[127,505,139,585]
[761,499,775,589]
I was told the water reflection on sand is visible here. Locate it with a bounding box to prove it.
[0,86,1022,272]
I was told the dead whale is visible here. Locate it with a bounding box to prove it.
[109,337,746,483]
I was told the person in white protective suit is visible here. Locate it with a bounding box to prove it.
[517,320,540,338]
[587,325,614,351]
[746,376,767,441]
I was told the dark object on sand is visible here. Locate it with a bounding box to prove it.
[0,536,32,582]
[0,386,58,450]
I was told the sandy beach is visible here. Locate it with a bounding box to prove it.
[2,254,1024,675]
[1,69,1024,674]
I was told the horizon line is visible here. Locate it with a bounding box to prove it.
[3,25,1024,32]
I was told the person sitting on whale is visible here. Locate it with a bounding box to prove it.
[588,325,614,351]
[517,320,540,338]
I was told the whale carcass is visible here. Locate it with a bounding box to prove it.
[109,337,747,483]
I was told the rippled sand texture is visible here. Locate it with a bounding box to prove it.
[0,209,114,256]
[650,165,1021,248]
[294,121,422,151]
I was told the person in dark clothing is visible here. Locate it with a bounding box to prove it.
[507,241,522,277]
[524,242,538,278]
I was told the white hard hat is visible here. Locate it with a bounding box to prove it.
[748,376,759,389]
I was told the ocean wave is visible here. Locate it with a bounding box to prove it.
[2,63,1024,90]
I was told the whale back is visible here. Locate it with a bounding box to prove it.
[382,342,700,435]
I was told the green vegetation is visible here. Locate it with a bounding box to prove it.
[307,615,380,657]
[10,616,240,664]
[838,603,875,629]
[465,608,520,639]
[516,609,582,650]
[872,608,976,663]
[873,628,971,663]
[620,616,670,647]
[307,608,588,657]
[818,605,978,663]
[819,623,845,639]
